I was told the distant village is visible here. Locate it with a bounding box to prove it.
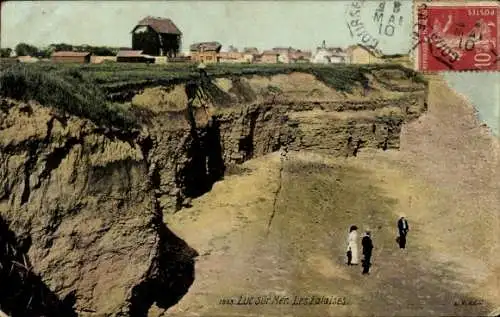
[6,16,408,66]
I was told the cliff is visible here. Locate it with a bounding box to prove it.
[0,99,197,316]
[0,65,427,316]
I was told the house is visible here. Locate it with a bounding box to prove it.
[132,16,182,57]
[272,47,297,54]
[242,47,260,63]
[278,54,290,64]
[290,51,312,63]
[260,50,280,63]
[51,51,91,63]
[272,47,301,64]
[116,50,155,63]
[190,42,222,64]
[346,45,382,64]
[218,51,245,63]
[312,41,347,64]
[313,50,347,64]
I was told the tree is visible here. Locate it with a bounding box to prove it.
[90,46,115,56]
[49,43,73,52]
[0,48,12,58]
[14,43,39,56]
[36,47,53,59]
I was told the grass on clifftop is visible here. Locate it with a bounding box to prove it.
[0,65,137,129]
[0,63,426,129]
[1,62,426,91]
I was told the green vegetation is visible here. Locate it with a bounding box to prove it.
[0,62,426,129]
[14,43,40,57]
[0,65,136,129]
[0,48,12,58]
[1,62,425,90]
[6,42,119,59]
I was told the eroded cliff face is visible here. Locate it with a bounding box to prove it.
[0,99,197,316]
[0,69,427,316]
[139,71,427,213]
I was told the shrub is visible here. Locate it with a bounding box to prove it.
[0,65,137,129]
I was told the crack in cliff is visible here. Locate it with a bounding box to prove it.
[239,110,259,162]
[266,148,287,235]
[20,142,38,206]
[120,121,200,316]
[20,116,59,205]
[35,138,83,190]
[127,220,198,317]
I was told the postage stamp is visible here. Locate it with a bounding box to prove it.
[414,1,499,71]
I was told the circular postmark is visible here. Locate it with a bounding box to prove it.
[345,0,408,52]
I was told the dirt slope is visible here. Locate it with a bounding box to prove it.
[0,99,198,316]
[163,76,499,317]
[0,66,426,316]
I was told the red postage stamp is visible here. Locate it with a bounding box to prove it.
[414,1,499,71]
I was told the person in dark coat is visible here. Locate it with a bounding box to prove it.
[397,216,409,249]
[361,231,373,275]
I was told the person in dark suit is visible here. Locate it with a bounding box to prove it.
[361,231,373,275]
[397,216,409,249]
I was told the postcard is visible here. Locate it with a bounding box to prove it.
[0,1,498,317]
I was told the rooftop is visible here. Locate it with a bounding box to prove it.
[116,50,144,57]
[51,51,91,57]
[134,16,182,35]
[190,42,222,52]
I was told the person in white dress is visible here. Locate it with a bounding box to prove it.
[347,225,359,265]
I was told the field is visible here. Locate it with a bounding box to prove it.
[0,61,425,89]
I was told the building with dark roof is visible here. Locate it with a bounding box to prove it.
[189,42,222,53]
[243,47,260,55]
[131,16,182,57]
[116,50,155,63]
[260,50,280,63]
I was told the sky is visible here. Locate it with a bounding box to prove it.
[1,1,498,135]
[1,0,413,53]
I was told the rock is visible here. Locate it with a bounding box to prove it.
[0,69,428,315]
[0,99,198,316]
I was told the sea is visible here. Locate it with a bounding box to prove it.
[444,72,499,136]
